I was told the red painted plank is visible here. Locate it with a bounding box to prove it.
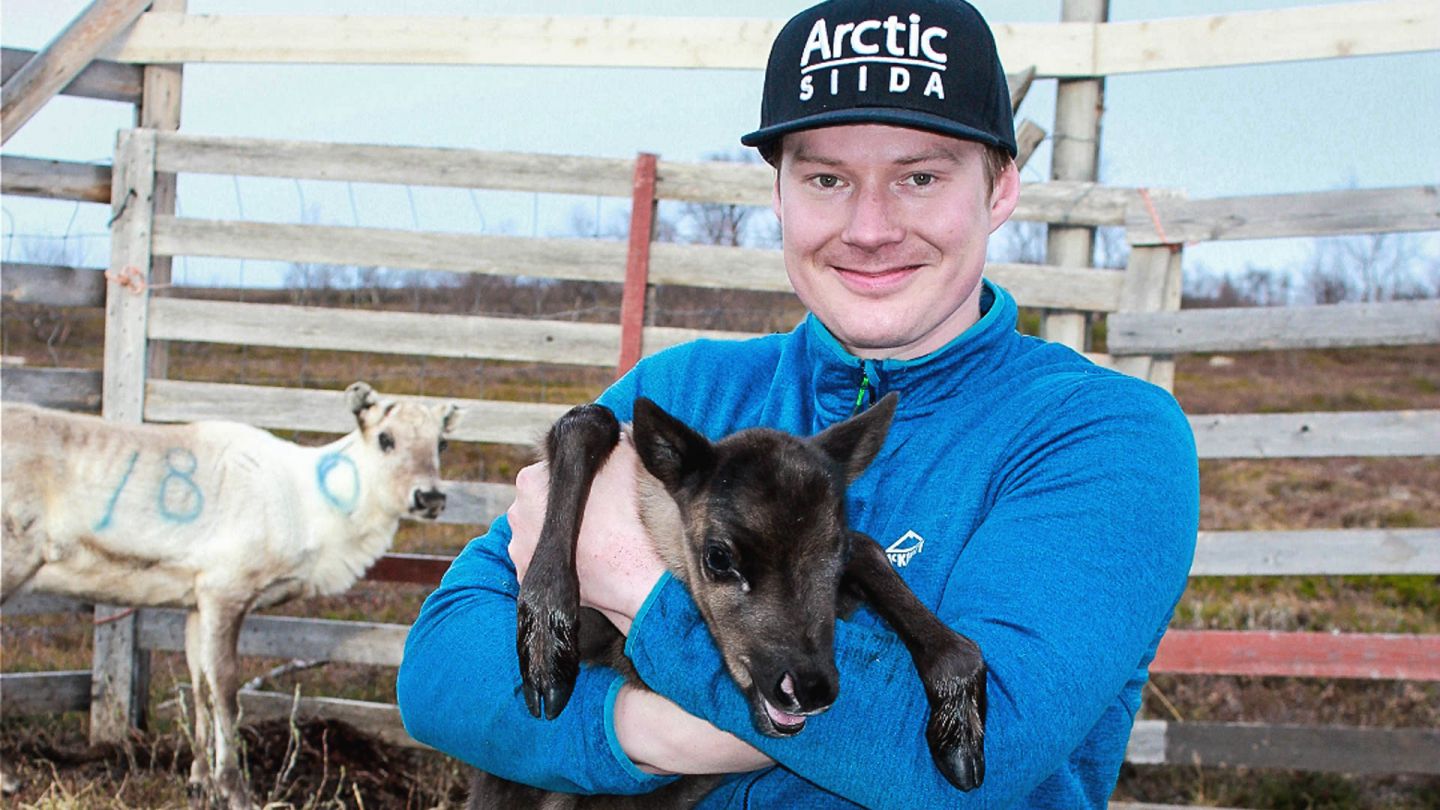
[364,553,453,585]
[357,563,1440,683]
[1153,629,1440,681]
[616,152,659,378]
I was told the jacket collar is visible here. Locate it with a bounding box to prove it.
[802,280,1020,422]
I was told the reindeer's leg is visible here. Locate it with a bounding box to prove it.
[1,513,45,602]
[842,532,986,792]
[195,595,254,809]
[184,610,212,807]
[516,403,620,720]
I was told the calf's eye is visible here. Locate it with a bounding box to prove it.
[379,432,395,452]
[704,543,734,576]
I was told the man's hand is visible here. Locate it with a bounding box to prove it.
[506,432,666,634]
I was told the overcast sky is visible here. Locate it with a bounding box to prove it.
[2,0,1436,286]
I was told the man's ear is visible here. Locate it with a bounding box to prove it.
[632,398,716,493]
[988,158,1021,233]
[811,392,897,483]
[771,170,783,225]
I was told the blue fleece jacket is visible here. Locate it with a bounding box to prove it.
[397,281,1199,808]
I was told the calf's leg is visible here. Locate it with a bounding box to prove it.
[516,403,620,720]
[194,595,254,809]
[184,610,212,807]
[843,532,987,791]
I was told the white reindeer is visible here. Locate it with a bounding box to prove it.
[1,382,457,808]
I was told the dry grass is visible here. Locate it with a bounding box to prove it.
[3,290,1438,807]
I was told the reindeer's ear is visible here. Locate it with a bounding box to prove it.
[632,398,716,493]
[811,392,897,483]
[346,382,381,429]
[441,403,460,434]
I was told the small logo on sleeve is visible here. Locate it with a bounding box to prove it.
[886,530,925,567]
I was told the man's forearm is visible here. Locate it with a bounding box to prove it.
[613,684,773,775]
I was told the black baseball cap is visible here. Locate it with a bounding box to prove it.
[742,0,1017,157]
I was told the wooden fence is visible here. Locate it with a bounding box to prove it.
[5,125,1438,780]
[2,0,1439,796]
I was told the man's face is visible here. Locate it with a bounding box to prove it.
[773,124,1018,360]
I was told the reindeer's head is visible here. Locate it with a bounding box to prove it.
[345,382,458,521]
[631,394,896,738]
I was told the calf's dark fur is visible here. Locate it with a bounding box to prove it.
[469,395,985,808]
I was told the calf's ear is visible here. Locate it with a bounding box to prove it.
[811,392,897,483]
[346,382,381,428]
[632,398,716,493]
[441,403,460,434]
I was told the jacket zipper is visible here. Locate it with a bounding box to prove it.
[852,361,877,416]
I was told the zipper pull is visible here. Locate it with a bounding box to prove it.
[852,366,871,415]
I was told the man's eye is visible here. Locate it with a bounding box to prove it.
[910,172,936,186]
[814,174,841,189]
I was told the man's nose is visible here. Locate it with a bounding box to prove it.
[841,186,905,250]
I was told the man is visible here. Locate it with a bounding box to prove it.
[397,0,1199,807]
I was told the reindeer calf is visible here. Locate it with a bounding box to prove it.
[1,383,456,809]
[469,394,985,808]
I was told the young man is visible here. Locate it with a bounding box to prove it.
[397,1,1199,807]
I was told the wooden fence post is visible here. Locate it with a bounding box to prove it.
[1042,0,1108,352]
[1112,242,1183,390]
[139,0,184,380]
[617,152,658,378]
[91,127,158,744]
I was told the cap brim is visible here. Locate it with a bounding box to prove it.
[741,107,1016,157]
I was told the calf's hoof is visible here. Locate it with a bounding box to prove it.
[926,660,987,791]
[516,589,580,720]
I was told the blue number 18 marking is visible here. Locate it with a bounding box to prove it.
[157,448,204,524]
[93,451,140,532]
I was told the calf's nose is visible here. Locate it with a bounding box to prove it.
[412,488,447,517]
[779,666,838,715]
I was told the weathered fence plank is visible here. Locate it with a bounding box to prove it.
[0,367,103,412]
[171,689,425,751]
[417,481,512,528]
[1190,409,1440,459]
[1126,185,1439,245]
[151,216,628,284]
[146,298,750,367]
[143,379,568,446]
[0,671,92,716]
[1089,0,1440,77]
[1127,720,1440,775]
[0,593,90,616]
[0,155,111,203]
[139,610,408,668]
[0,0,152,144]
[1,262,107,307]
[103,2,1440,77]
[154,133,636,198]
[0,47,143,104]
[1176,721,1437,775]
[1110,300,1440,355]
[1191,529,1439,576]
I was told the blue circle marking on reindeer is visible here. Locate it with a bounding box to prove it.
[316,451,360,513]
[157,448,205,524]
